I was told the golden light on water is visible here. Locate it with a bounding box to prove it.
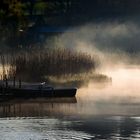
[0,64,140,117]
[77,65,140,104]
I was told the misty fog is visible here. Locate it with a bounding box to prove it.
[45,18,140,68]
[43,18,140,114]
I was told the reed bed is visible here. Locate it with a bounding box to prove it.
[0,48,96,81]
[47,72,111,87]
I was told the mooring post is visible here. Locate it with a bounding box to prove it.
[19,79,21,88]
[13,76,15,87]
[1,75,4,95]
[0,75,3,95]
[0,75,3,87]
[5,75,8,88]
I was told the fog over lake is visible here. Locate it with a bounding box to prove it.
[1,19,140,139]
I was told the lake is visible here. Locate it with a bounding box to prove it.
[0,65,140,140]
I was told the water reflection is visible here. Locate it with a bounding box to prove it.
[0,117,94,140]
[82,116,140,139]
[0,97,77,117]
[0,65,140,139]
[0,116,140,139]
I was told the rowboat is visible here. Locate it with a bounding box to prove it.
[0,82,77,99]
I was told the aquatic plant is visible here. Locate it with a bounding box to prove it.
[0,47,96,82]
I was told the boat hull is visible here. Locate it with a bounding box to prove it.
[0,88,77,99]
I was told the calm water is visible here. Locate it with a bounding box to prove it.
[0,65,140,140]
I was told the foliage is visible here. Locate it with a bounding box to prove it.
[0,0,139,48]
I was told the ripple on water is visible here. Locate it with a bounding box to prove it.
[0,117,95,140]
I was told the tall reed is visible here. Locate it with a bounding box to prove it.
[1,48,96,81]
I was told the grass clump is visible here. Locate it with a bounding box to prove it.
[1,47,96,82]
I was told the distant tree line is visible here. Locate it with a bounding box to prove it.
[0,0,140,25]
[0,0,139,24]
[0,0,140,48]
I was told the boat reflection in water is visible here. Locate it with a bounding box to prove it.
[0,97,77,117]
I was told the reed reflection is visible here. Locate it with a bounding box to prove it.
[0,97,77,118]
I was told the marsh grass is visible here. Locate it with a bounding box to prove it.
[47,72,111,87]
[0,47,96,82]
